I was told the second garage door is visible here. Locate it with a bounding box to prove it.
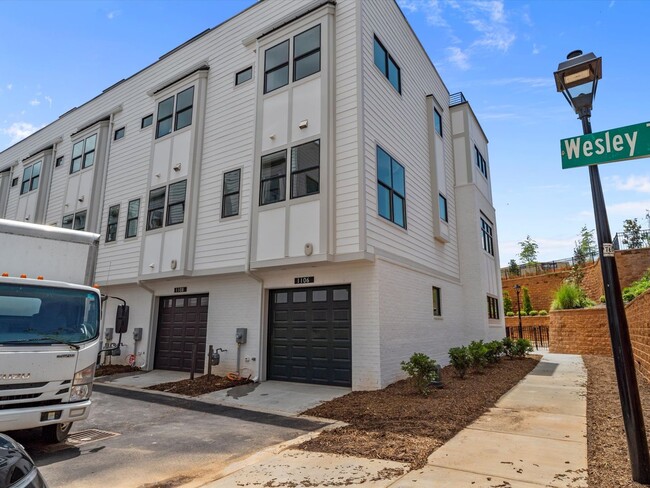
[268,286,351,387]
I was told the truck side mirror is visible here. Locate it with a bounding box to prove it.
[115,305,129,333]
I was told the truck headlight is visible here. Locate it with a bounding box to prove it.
[70,363,95,402]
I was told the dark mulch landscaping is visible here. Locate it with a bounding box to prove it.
[585,355,650,487]
[95,364,141,377]
[299,356,540,469]
[145,374,252,396]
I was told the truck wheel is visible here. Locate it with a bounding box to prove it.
[42,422,73,443]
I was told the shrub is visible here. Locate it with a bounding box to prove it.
[622,270,650,302]
[401,353,439,396]
[551,282,595,310]
[512,339,533,358]
[538,310,548,316]
[506,311,515,317]
[503,291,513,314]
[520,311,528,316]
[502,337,515,359]
[468,340,488,372]
[448,346,472,379]
[485,340,504,364]
[599,295,606,303]
[522,287,533,314]
[529,310,538,316]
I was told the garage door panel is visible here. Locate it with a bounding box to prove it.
[269,286,351,386]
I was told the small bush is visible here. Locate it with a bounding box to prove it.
[529,310,538,316]
[520,311,528,316]
[622,270,650,302]
[551,282,595,310]
[502,337,515,359]
[512,339,533,358]
[448,346,472,379]
[599,295,606,303]
[506,311,515,317]
[538,310,548,316]
[485,340,504,364]
[401,353,439,396]
[522,287,533,314]
[468,340,488,372]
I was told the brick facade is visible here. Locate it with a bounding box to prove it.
[627,291,650,382]
[548,307,612,356]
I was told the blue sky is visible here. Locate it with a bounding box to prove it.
[2,0,649,266]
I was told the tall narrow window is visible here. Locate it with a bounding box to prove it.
[291,140,320,198]
[481,215,494,255]
[20,161,41,195]
[434,108,442,137]
[222,169,241,218]
[377,146,406,228]
[156,96,174,139]
[264,40,289,93]
[373,36,401,93]
[488,296,499,319]
[260,150,287,205]
[475,146,488,178]
[125,199,140,238]
[439,194,448,222]
[55,156,64,168]
[106,205,120,242]
[174,86,194,131]
[83,135,96,169]
[147,187,166,230]
[166,180,187,226]
[432,287,442,317]
[293,25,321,81]
[73,210,87,231]
[71,140,84,173]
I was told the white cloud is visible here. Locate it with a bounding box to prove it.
[1,122,43,144]
[532,43,540,55]
[29,98,40,106]
[446,46,470,70]
[44,96,53,108]
[107,10,121,20]
[6,83,12,91]
[607,200,650,217]
[609,175,650,193]
[398,0,448,27]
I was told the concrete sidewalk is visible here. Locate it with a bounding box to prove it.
[202,353,587,487]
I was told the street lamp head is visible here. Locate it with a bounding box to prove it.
[554,50,602,115]
[514,284,521,292]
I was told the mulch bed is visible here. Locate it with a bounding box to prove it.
[585,355,650,487]
[95,364,141,377]
[299,356,540,469]
[145,374,252,396]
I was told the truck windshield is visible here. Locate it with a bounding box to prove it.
[0,283,100,345]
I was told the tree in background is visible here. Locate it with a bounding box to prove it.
[622,218,643,249]
[508,259,520,277]
[518,235,539,265]
[522,286,533,314]
[577,225,596,259]
[569,225,595,288]
[503,291,513,314]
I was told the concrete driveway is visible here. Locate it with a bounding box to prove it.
[10,385,329,488]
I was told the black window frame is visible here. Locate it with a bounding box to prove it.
[290,139,320,199]
[155,96,174,139]
[146,187,166,231]
[260,149,287,206]
[221,169,241,218]
[125,199,140,238]
[106,204,120,243]
[264,39,290,94]
[73,210,87,231]
[141,114,153,129]
[235,66,253,86]
[481,215,494,256]
[488,296,499,319]
[439,193,448,222]
[166,180,187,226]
[70,134,97,174]
[432,286,442,317]
[114,127,125,141]
[62,214,74,229]
[434,108,442,137]
[475,145,488,179]
[373,36,401,94]
[20,161,41,195]
[376,146,406,228]
[55,156,64,168]
[11,177,18,187]
[293,24,321,82]
[174,86,194,132]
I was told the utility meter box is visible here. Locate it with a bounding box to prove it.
[235,328,247,344]
[133,328,143,341]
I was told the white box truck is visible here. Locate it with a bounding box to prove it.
[0,219,128,442]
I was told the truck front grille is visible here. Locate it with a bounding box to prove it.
[0,393,41,402]
[0,382,48,391]
[0,399,62,410]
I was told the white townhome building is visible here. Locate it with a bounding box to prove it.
[0,0,504,390]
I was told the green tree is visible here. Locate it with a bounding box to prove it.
[508,259,520,277]
[522,286,533,314]
[578,225,596,259]
[518,235,539,265]
[569,225,595,288]
[503,291,513,314]
[622,218,643,249]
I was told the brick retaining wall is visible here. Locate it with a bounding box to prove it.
[548,307,611,356]
[627,291,650,382]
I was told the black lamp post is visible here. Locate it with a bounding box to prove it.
[514,284,523,339]
[554,50,650,483]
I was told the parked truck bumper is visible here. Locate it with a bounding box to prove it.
[0,400,91,432]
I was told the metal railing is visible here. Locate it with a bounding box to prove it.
[506,325,550,350]
[613,229,650,251]
[501,253,597,280]
[449,92,467,106]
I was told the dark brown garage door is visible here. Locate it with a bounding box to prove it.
[268,286,351,387]
[154,294,208,372]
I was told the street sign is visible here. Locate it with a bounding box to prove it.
[561,121,650,169]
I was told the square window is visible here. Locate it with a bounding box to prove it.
[292,291,307,303]
[114,127,125,141]
[291,140,320,198]
[274,292,288,304]
[222,169,241,218]
[312,290,327,302]
[235,67,253,85]
[439,194,448,222]
[432,287,441,317]
[141,114,153,129]
[260,150,287,205]
[175,298,185,308]
[333,289,349,301]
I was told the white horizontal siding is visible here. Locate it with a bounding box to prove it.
[361,0,459,279]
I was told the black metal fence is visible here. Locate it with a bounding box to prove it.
[506,325,550,350]
[613,229,650,250]
[501,254,598,280]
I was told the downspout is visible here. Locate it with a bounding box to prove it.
[95,110,117,234]
[41,137,62,224]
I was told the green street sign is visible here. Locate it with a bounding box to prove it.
[560,121,650,169]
